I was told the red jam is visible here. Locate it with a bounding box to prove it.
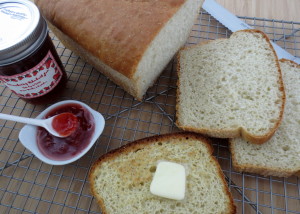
[52,113,78,137]
[37,103,95,161]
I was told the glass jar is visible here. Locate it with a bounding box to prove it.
[0,0,67,104]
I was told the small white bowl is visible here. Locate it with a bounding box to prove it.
[19,100,105,165]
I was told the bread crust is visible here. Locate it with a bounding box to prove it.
[35,0,186,79]
[89,132,236,214]
[176,29,285,145]
[48,22,142,100]
[279,58,300,69]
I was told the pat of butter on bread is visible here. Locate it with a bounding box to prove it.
[89,133,236,213]
[150,161,186,200]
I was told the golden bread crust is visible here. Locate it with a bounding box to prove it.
[48,22,142,100]
[35,0,186,79]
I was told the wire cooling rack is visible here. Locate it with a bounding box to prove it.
[0,9,299,214]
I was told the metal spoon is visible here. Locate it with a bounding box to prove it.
[0,112,77,138]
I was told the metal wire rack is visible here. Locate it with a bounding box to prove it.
[0,9,299,214]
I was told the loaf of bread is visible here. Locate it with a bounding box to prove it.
[89,132,236,214]
[176,29,285,144]
[34,0,203,100]
[230,59,300,177]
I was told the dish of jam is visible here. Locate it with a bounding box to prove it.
[37,103,95,161]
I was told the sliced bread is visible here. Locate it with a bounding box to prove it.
[35,0,204,100]
[89,132,236,214]
[176,29,285,144]
[230,59,300,177]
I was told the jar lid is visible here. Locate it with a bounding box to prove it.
[0,0,47,65]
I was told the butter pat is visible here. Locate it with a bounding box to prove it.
[150,161,186,200]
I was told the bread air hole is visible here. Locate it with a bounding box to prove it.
[155,209,165,214]
[253,34,260,39]
[282,145,290,151]
[150,166,156,173]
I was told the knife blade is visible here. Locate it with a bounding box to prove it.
[202,0,300,64]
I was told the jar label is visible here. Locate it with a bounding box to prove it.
[0,51,63,98]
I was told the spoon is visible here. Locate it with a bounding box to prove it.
[0,112,78,138]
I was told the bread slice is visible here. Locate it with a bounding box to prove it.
[230,59,300,177]
[89,132,236,214]
[35,0,204,100]
[176,29,285,144]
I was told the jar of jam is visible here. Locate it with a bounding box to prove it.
[0,0,67,104]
